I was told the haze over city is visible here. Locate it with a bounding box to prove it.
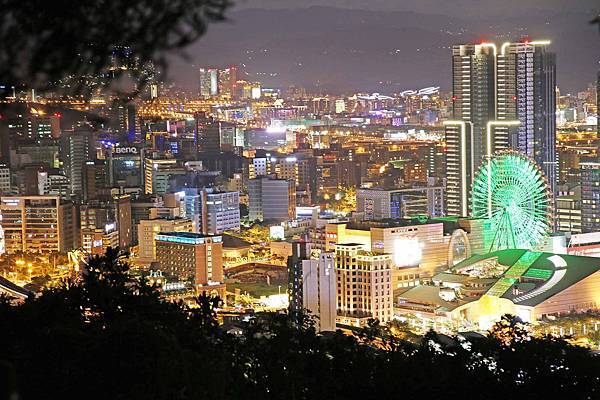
[169,0,600,93]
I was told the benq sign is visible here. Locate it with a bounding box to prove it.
[114,147,138,155]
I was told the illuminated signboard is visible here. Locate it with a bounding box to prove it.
[113,147,138,155]
[270,226,285,240]
[393,236,422,267]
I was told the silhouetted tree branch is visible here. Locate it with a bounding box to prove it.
[0,0,231,94]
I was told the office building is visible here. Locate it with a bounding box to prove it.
[37,170,70,198]
[199,68,219,98]
[272,156,299,185]
[302,252,336,331]
[143,158,184,194]
[111,101,140,141]
[61,126,95,197]
[5,114,60,140]
[155,232,225,297]
[497,41,557,195]
[137,218,193,262]
[115,195,133,249]
[107,145,143,189]
[335,243,393,327]
[445,43,495,216]
[0,164,10,195]
[556,191,581,234]
[248,157,271,179]
[0,195,76,253]
[288,241,312,318]
[83,160,107,201]
[202,189,240,235]
[581,162,600,233]
[218,66,237,98]
[182,188,203,233]
[81,224,119,255]
[197,119,221,154]
[248,176,296,222]
[445,40,556,215]
[356,185,444,220]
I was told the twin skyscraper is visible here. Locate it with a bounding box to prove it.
[445,40,556,216]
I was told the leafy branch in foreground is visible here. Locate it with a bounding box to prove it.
[0,0,231,94]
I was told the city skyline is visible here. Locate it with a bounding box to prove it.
[1,2,600,398]
[167,4,599,93]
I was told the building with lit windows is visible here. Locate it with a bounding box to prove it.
[61,125,95,197]
[143,158,183,194]
[199,68,219,98]
[218,66,237,98]
[581,162,600,233]
[302,252,337,331]
[397,249,600,330]
[107,145,143,189]
[202,189,240,235]
[325,218,487,284]
[497,41,557,196]
[248,157,271,179]
[445,43,495,216]
[556,191,581,234]
[137,218,193,262]
[0,165,11,195]
[0,195,76,253]
[445,40,556,215]
[335,243,393,327]
[356,186,444,220]
[155,232,225,298]
[5,114,60,140]
[248,176,296,222]
[81,225,119,255]
[288,241,312,318]
[272,156,299,185]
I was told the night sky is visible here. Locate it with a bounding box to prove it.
[170,0,600,94]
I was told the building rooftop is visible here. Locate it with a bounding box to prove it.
[155,231,222,245]
[451,249,600,307]
[397,285,472,312]
[222,234,252,249]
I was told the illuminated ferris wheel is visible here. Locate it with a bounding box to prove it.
[471,150,552,252]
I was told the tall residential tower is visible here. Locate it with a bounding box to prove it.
[445,40,556,216]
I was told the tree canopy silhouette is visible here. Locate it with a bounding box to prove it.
[0,0,231,93]
[1,248,600,400]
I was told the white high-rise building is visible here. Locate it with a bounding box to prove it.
[199,68,219,98]
[203,189,240,235]
[302,252,337,331]
[335,243,393,327]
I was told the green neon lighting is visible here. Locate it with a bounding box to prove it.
[523,268,553,280]
[472,150,551,252]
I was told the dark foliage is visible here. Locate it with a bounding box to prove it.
[0,0,230,94]
[1,248,600,399]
